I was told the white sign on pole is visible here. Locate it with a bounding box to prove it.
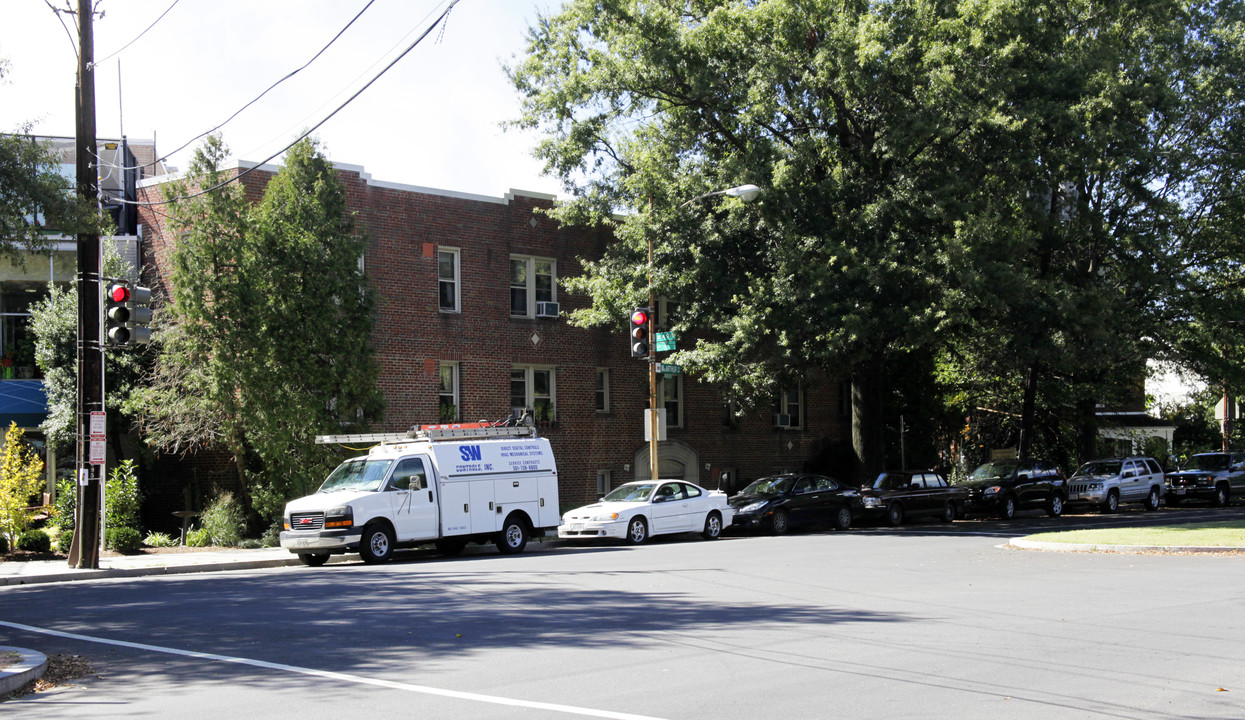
[89,439,107,465]
[643,408,668,441]
[89,411,106,438]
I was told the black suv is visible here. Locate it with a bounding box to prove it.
[957,459,1066,520]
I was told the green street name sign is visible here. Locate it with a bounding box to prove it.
[656,363,681,375]
[655,332,676,352]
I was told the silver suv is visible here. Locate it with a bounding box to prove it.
[1066,457,1165,513]
[1166,451,1245,507]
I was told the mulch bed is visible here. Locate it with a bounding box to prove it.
[0,653,96,701]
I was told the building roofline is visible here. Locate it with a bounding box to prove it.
[138,158,557,206]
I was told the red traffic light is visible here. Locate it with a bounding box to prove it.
[631,310,648,326]
[109,284,131,303]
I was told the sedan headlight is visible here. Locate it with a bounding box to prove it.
[591,512,620,521]
[738,500,769,514]
[982,486,1003,495]
[862,497,882,508]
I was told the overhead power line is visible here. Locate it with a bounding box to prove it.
[122,0,462,207]
[105,0,380,172]
[91,0,181,68]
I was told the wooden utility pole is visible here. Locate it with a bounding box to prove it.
[68,0,103,569]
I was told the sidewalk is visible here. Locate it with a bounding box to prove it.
[0,547,321,587]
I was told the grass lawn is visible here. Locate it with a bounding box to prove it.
[1025,520,1245,547]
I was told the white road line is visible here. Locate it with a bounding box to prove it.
[0,620,667,720]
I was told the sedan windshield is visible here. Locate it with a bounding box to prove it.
[1183,454,1229,471]
[1073,461,1121,478]
[871,473,914,490]
[966,461,1019,481]
[602,483,656,502]
[739,476,795,497]
[318,459,393,493]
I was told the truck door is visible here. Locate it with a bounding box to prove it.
[387,456,438,542]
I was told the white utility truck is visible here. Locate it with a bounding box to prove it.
[280,424,559,566]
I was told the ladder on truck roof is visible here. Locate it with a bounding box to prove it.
[315,422,538,445]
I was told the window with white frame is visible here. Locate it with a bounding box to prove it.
[511,366,555,422]
[658,374,683,428]
[775,386,803,428]
[595,368,610,413]
[438,248,460,312]
[438,362,459,422]
[510,255,555,317]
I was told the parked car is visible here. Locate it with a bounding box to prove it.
[1166,451,1245,507]
[727,474,858,534]
[1065,457,1165,513]
[957,459,1066,520]
[558,480,732,544]
[857,470,967,526]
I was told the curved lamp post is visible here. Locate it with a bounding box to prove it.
[647,184,763,482]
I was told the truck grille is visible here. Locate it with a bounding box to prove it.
[1069,483,1093,493]
[289,512,324,531]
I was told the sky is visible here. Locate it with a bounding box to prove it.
[0,0,561,198]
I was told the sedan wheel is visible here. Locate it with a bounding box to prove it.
[940,501,956,523]
[702,512,722,540]
[833,506,852,531]
[625,517,648,545]
[999,495,1017,521]
[885,502,905,527]
[769,509,791,535]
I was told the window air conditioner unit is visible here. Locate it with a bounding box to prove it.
[774,413,793,428]
[536,301,560,318]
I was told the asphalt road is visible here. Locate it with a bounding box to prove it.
[2,506,1244,720]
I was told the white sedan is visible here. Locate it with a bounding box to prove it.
[558,480,733,544]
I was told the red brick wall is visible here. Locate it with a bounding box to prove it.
[139,164,852,512]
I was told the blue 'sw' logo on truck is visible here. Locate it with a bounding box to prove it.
[459,445,482,462]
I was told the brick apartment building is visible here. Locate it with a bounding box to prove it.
[138,160,853,509]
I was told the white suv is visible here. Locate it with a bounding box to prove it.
[1066,457,1165,513]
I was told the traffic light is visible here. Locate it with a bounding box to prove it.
[105,281,132,345]
[127,284,152,344]
[103,281,152,346]
[630,308,650,358]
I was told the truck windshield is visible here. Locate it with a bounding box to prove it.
[1073,461,1121,478]
[1183,454,1229,471]
[318,459,394,493]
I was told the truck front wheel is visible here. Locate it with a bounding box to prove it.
[359,524,395,564]
[495,515,529,555]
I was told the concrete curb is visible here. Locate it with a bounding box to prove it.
[1009,538,1245,554]
[0,555,346,587]
[0,646,47,695]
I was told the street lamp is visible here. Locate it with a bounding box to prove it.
[646,184,763,482]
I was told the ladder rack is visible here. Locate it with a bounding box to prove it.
[315,423,537,445]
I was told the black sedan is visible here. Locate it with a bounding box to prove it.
[728,474,858,534]
[857,470,967,526]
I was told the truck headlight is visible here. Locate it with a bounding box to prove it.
[324,505,353,529]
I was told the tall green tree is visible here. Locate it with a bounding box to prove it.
[511,0,1048,478]
[132,136,383,520]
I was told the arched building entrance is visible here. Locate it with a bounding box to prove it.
[633,440,700,484]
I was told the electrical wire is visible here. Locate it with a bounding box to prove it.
[119,0,462,207]
[102,0,380,173]
[90,0,180,68]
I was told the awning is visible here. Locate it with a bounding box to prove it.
[0,380,49,429]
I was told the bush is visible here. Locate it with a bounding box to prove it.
[106,526,142,554]
[238,538,262,549]
[52,476,76,533]
[56,530,73,554]
[200,492,245,547]
[185,528,211,547]
[260,523,282,548]
[142,531,179,548]
[16,528,51,553]
[0,534,7,553]
[105,460,142,532]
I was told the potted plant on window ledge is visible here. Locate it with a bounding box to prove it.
[534,403,557,429]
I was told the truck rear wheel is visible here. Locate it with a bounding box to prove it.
[495,515,529,555]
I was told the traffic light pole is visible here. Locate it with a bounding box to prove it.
[648,229,659,483]
[68,0,103,569]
